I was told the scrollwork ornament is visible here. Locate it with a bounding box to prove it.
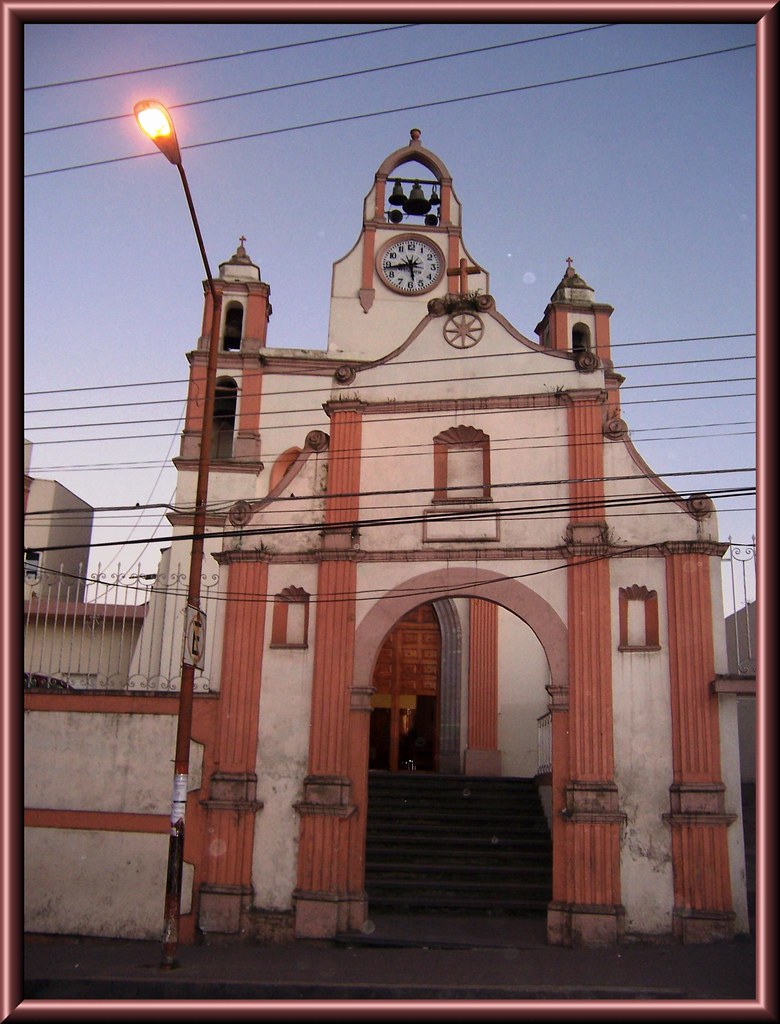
[334,364,356,385]
[604,417,628,441]
[575,350,600,372]
[731,544,756,565]
[305,430,329,452]
[229,499,252,526]
[687,493,715,519]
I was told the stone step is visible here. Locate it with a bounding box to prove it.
[366,773,553,916]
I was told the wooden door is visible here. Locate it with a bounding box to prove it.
[369,603,441,771]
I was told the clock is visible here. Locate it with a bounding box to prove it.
[377,235,445,294]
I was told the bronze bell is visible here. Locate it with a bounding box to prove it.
[403,181,431,216]
[388,180,407,206]
[430,187,441,206]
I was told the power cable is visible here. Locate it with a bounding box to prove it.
[22,388,758,446]
[23,462,756,519]
[23,353,756,418]
[30,532,756,609]
[22,333,755,398]
[24,44,754,179]
[23,24,420,91]
[27,484,756,555]
[26,26,615,134]
[21,371,757,434]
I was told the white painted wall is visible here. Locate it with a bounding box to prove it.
[719,695,750,935]
[610,558,674,936]
[23,711,202,938]
[251,563,317,910]
[24,828,192,940]
[497,607,551,777]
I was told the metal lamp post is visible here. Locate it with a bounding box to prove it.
[134,99,223,968]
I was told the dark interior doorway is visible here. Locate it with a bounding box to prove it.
[369,602,441,772]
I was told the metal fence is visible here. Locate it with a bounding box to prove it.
[722,538,756,676]
[536,712,552,776]
[23,562,221,693]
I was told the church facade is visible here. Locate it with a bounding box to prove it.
[24,130,748,947]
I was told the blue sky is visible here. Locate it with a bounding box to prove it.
[22,20,757,593]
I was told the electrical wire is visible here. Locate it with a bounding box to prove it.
[21,370,757,434]
[25,423,757,478]
[22,387,758,447]
[27,484,756,556]
[23,352,756,419]
[24,44,754,179]
[22,333,755,399]
[25,26,615,135]
[23,24,421,91]
[23,462,756,521]
[29,531,756,610]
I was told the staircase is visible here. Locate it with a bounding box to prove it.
[365,772,552,914]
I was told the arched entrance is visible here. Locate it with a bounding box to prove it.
[369,602,441,772]
[347,568,570,936]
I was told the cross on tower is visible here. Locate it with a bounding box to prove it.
[566,256,574,270]
[239,235,247,247]
[446,257,481,294]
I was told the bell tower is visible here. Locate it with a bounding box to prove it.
[534,259,614,364]
[327,129,489,358]
[176,238,271,470]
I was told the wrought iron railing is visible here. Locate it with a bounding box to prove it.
[23,562,221,693]
[722,538,756,676]
[537,712,552,776]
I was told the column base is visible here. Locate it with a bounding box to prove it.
[198,884,254,935]
[673,907,736,944]
[293,890,368,939]
[463,748,502,776]
[547,901,625,947]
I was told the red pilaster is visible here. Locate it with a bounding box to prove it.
[464,599,501,775]
[233,361,263,462]
[664,550,735,942]
[551,393,624,946]
[593,306,612,363]
[198,560,268,936]
[295,404,365,938]
[567,392,606,523]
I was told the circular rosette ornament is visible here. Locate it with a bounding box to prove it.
[603,417,628,441]
[334,364,356,385]
[228,499,252,527]
[443,313,484,349]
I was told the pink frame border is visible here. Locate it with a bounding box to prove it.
[4,3,773,1018]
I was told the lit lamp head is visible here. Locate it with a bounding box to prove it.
[134,100,182,165]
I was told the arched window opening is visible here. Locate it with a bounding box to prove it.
[433,425,491,502]
[270,587,310,648]
[211,377,238,459]
[618,585,661,651]
[572,322,591,355]
[223,304,244,351]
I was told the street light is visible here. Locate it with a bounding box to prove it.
[135,99,223,969]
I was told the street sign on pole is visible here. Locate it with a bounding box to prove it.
[183,606,206,669]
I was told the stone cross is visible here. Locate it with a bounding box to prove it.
[446,257,481,294]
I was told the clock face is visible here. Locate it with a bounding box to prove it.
[377,235,445,294]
